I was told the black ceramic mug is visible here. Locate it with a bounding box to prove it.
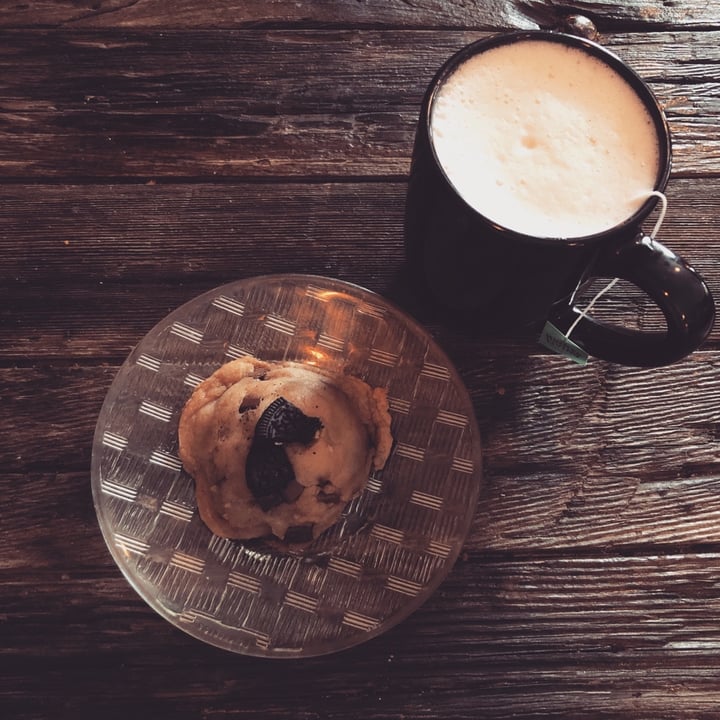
[405,30,714,366]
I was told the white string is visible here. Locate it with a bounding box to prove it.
[565,191,668,340]
[565,277,619,338]
[648,190,668,240]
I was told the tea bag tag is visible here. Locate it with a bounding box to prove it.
[539,191,668,365]
[539,276,618,365]
[539,321,589,365]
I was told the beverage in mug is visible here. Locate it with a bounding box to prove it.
[405,31,714,367]
[429,39,661,239]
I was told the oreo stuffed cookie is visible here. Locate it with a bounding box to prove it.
[178,357,393,544]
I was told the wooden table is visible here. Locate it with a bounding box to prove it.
[4,2,720,718]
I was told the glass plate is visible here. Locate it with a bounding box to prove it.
[91,274,482,657]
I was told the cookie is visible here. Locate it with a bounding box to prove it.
[178,357,393,543]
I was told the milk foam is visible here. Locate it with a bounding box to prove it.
[430,40,661,238]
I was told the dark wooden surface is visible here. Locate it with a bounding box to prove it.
[4,2,720,718]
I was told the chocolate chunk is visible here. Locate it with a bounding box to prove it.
[238,395,260,413]
[255,491,284,512]
[284,524,314,544]
[255,397,322,445]
[282,478,305,503]
[246,439,295,499]
[317,490,341,504]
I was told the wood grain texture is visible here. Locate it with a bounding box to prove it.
[0,31,718,179]
[5,2,720,718]
[4,553,720,719]
[3,355,720,553]
[2,0,719,30]
[2,179,718,362]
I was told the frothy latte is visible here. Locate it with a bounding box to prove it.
[430,39,661,238]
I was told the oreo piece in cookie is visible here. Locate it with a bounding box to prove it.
[246,397,322,506]
[255,397,322,445]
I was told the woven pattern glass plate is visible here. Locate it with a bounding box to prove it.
[91,274,482,657]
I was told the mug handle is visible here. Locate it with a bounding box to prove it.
[549,234,715,366]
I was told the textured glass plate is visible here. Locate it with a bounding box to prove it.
[91,274,482,657]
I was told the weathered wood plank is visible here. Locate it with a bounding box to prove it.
[4,354,720,553]
[0,31,718,179]
[1,472,105,571]
[0,366,115,475]
[469,353,720,550]
[2,178,718,360]
[4,552,720,719]
[2,0,719,31]
[0,182,407,285]
[7,273,718,362]
[4,4,720,719]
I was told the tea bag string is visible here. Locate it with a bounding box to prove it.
[565,191,668,340]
